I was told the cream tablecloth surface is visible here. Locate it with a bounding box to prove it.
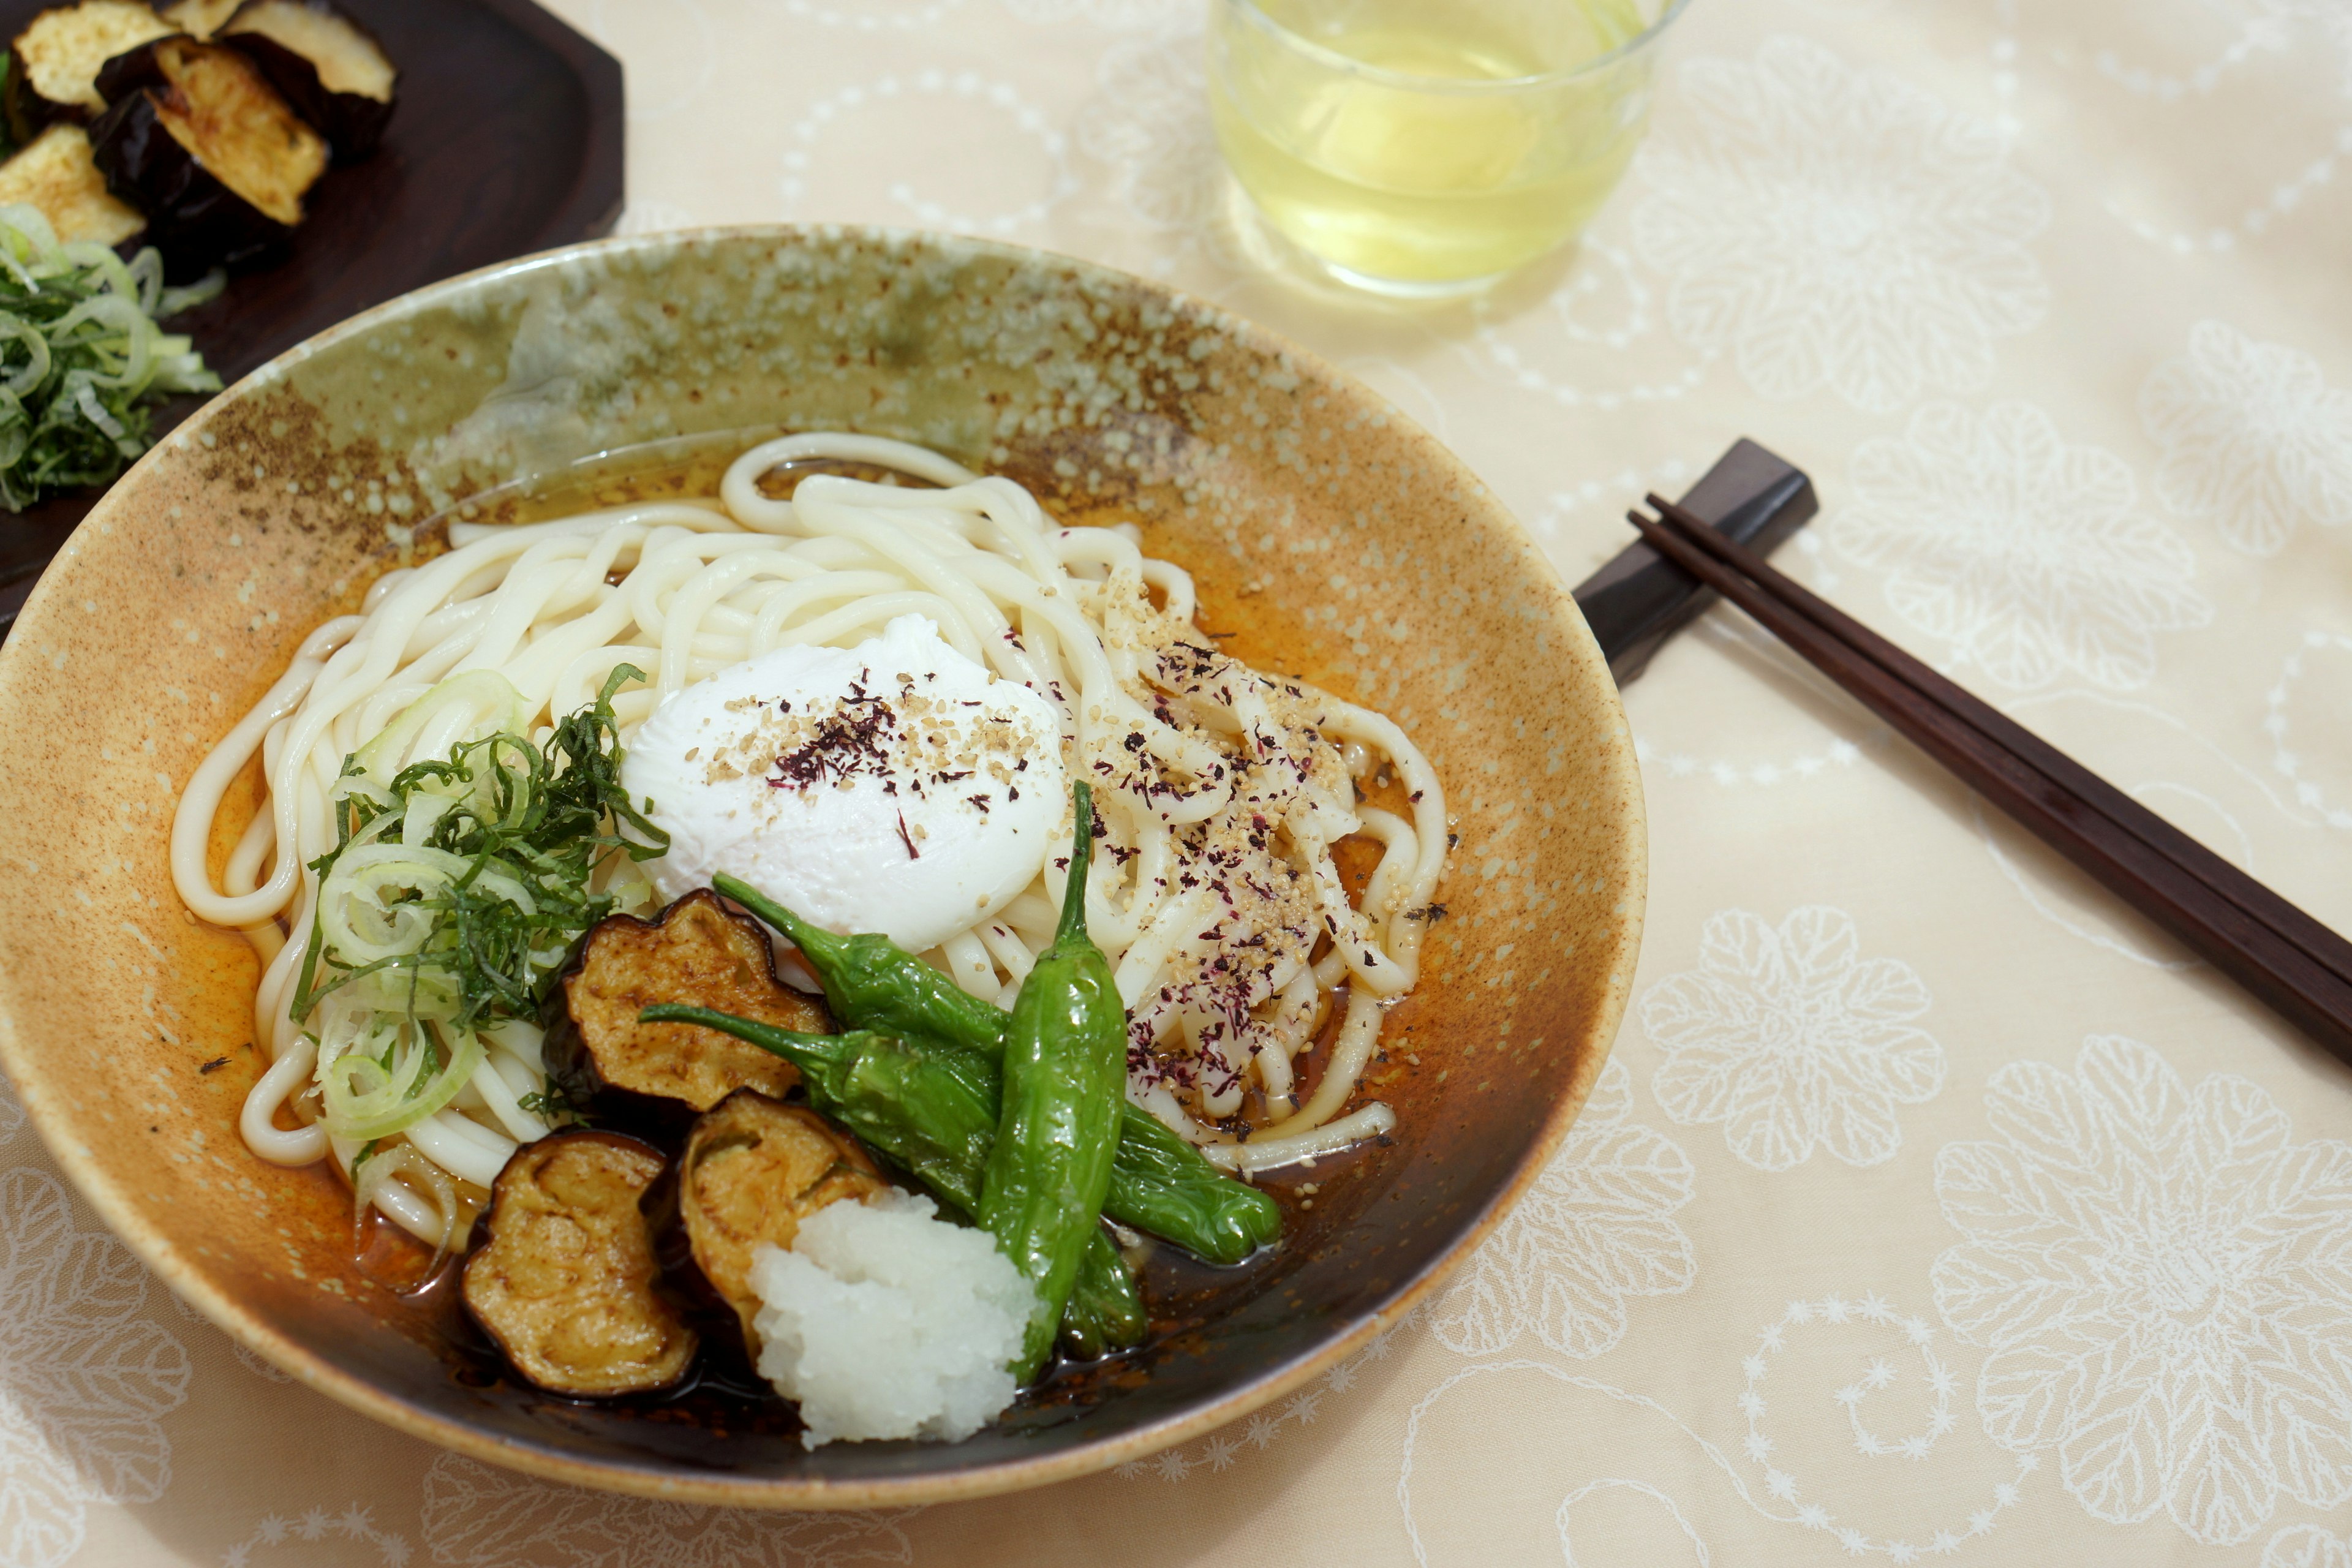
[12,0,2352,1562]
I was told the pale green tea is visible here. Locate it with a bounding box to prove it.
[1210,0,1672,292]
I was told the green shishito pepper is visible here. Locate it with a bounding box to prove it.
[978,781,1129,1379]
[639,1012,1144,1357]
[1060,1231,1148,1360]
[709,874,1280,1267]
[717,867,1011,1061]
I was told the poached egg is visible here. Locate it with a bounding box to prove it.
[622,616,1067,954]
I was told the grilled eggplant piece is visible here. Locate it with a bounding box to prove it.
[217,0,393,162]
[159,0,238,35]
[88,35,326,274]
[462,1131,698,1400]
[546,889,828,1129]
[644,1091,885,1362]
[0,124,143,244]
[3,1,174,144]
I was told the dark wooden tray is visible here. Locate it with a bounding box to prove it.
[0,0,624,630]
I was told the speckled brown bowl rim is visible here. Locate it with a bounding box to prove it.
[0,225,1648,1509]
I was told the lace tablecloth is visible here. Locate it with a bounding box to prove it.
[14,0,2352,1562]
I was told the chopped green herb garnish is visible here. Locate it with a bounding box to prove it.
[295,665,666,1027]
[516,1085,576,1121]
[0,203,224,510]
[293,665,667,1142]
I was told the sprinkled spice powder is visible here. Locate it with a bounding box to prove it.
[701,666,1049,806]
[1068,566,1400,1121]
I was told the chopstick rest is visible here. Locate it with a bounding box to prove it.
[1627,493,2352,1068]
[1573,439,1817,682]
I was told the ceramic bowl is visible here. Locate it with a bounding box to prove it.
[0,227,1645,1507]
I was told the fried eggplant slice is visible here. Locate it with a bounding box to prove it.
[644,1091,885,1360]
[217,0,393,162]
[3,0,174,143]
[0,123,143,243]
[159,0,238,36]
[546,888,829,1128]
[88,35,326,274]
[461,1131,697,1399]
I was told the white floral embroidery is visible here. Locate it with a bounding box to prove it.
[221,1506,409,1567]
[1077,26,1224,256]
[1401,1302,2034,1568]
[1004,0,1189,25]
[1430,1060,1695,1358]
[168,1287,293,1385]
[2140,320,2352,556]
[1619,601,1890,791]
[1747,1295,1958,1461]
[1555,1480,1711,1566]
[779,74,1075,239]
[421,1453,914,1566]
[1118,1311,1418,1482]
[1537,458,1695,551]
[1735,1294,2036,1555]
[1467,239,1720,413]
[2265,631,2352,829]
[2268,1523,2352,1568]
[1635,734,1874,789]
[1637,908,1945,1171]
[1835,402,2213,690]
[1934,1035,2352,1545]
[2076,0,2346,104]
[0,1169,190,1568]
[1632,34,2049,413]
[778,0,963,29]
[2026,0,2352,254]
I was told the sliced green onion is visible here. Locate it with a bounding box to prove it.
[321,1020,486,1142]
[353,671,527,782]
[293,666,669,1174]
[0,203,222,510]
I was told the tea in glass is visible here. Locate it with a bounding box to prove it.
[1208,0,1685,295]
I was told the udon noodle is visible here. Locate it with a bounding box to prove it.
[170,434,1448,1246]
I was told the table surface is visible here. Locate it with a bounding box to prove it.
[13,0,2352,1563]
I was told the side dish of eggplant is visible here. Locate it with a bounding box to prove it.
[0,0,396,273]
[454,883,1284,1406]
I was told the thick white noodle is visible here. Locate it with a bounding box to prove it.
[170,434,1450,1240]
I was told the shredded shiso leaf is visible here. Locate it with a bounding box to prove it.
[293,666,669,1143]
[0,202,224,510]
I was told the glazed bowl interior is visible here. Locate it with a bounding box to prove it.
[0,228,1643,1507]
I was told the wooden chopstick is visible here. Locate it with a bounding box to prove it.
[1626,496,2352,1067]
[1642,494,2352,990]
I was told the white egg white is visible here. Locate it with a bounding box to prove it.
[623,616,1068,954]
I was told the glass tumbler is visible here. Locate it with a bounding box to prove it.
[1208,0,1687,296]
